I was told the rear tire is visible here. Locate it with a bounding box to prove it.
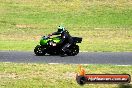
[34,45,46,56]
[67,45,79,56]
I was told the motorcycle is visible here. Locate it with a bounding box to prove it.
[34,35,82,56]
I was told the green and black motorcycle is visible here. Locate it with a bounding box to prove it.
[34,35,82,56]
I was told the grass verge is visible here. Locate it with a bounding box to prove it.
[0,62,132,88]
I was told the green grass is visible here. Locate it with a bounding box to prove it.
[0,40,36,51]
[0,62,132,88]
[0,0,132,51]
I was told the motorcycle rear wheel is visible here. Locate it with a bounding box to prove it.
[67,45,79,56]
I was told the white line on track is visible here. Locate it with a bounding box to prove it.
[48,63,131,66]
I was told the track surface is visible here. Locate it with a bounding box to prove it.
[0,51,132,65]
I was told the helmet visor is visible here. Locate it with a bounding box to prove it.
[58,29,63,32]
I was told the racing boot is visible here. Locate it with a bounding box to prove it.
[60,49,66,57]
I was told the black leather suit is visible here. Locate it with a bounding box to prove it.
[52,30,73,53]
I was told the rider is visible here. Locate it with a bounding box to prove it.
[49,26,73,56]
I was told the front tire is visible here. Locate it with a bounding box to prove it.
[34,45,46,56]
[67,45,79,56]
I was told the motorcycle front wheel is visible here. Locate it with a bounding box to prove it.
[34,45,46,56]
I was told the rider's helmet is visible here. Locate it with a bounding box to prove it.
[57,26,65,33]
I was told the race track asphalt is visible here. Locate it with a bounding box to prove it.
[0,51,132,65]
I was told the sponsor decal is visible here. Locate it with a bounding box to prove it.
[76,65,131,85]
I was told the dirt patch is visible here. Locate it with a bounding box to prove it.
[0,73,20,79]
[16,24,36,29]
[64,72,77,79]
